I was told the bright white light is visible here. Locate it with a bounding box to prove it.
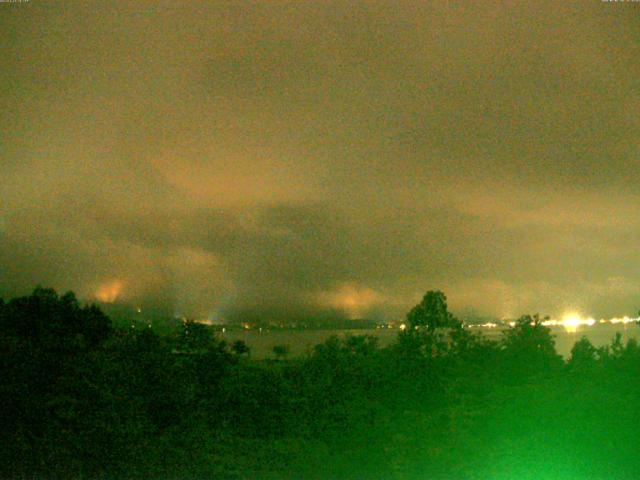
[558,312,596,332]
[611,316,636,324]
[562,313,581,328]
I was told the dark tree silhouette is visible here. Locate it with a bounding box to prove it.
[232,339,251,356]
[501,314,562,379]
[272,344,290,360]
[0,287,111,348]
[343,335,379,356]
[177,320,214,352]
[3,286,640,480]
[569,336,598,368]
[406,290,460,330]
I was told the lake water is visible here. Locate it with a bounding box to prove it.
[219,323,640,359]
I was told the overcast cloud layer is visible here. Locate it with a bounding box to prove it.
[1,1,639,322]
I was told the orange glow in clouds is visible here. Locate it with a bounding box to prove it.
[95,280,123,303]
[318,284,382,319]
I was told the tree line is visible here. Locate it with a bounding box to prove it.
[1,287,640,479]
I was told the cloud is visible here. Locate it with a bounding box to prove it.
[1,2,639,321]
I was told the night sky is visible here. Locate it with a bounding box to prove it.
[1,1,639,322]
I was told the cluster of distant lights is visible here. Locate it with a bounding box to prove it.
[97,282,637,334]
[469,313,639,331]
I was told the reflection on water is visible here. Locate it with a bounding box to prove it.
[219,322,639,359]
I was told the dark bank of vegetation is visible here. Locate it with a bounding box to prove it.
[2,288,640,479]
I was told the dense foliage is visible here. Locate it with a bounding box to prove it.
[2,288,640,479]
